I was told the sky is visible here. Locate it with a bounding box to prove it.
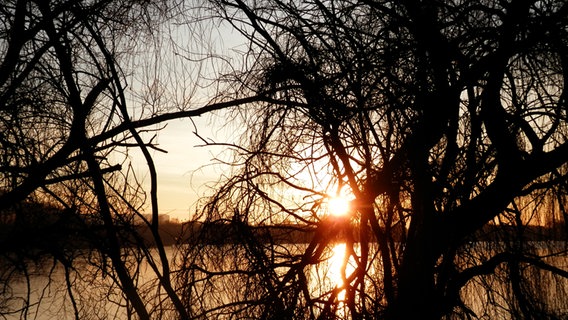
[127,19,248,222]
[133,115,233,222]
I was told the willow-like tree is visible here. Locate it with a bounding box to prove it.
[179,0,568,319]
[0,1,252,319]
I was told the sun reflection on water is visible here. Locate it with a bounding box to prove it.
[329,243,346,299]
[327,243,356,301]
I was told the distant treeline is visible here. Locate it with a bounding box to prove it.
[1,202,566,257]
[178,220,568,246]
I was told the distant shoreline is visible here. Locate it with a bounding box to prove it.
[1,218,565,256]
[141,221,568,247]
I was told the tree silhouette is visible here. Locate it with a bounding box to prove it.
[3,0,568,319]
[178,0,568,319]
[0,1,253,319]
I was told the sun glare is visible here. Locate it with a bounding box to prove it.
[327,243,356,304]
[328,197,350,217]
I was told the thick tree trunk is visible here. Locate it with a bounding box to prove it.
[385,167,446,320]
[385,239,444,320]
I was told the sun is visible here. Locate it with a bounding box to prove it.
[327,196,351,217]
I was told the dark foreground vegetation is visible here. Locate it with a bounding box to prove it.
[2,0,568,319]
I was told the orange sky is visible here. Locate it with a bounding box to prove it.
[132,115,231,222]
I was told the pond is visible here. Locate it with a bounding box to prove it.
[2,242,568,319]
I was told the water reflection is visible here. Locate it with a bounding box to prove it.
[5,242,568,319]
[327,243,354,301]
[304,241,361,319]
[327,242,357,319]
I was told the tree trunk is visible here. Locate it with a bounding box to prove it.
[385,239,443,320]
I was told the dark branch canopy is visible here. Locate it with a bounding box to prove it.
[178,0,568,319]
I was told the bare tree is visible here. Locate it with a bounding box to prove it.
[177,0,568,319]
[0,1,257,319]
